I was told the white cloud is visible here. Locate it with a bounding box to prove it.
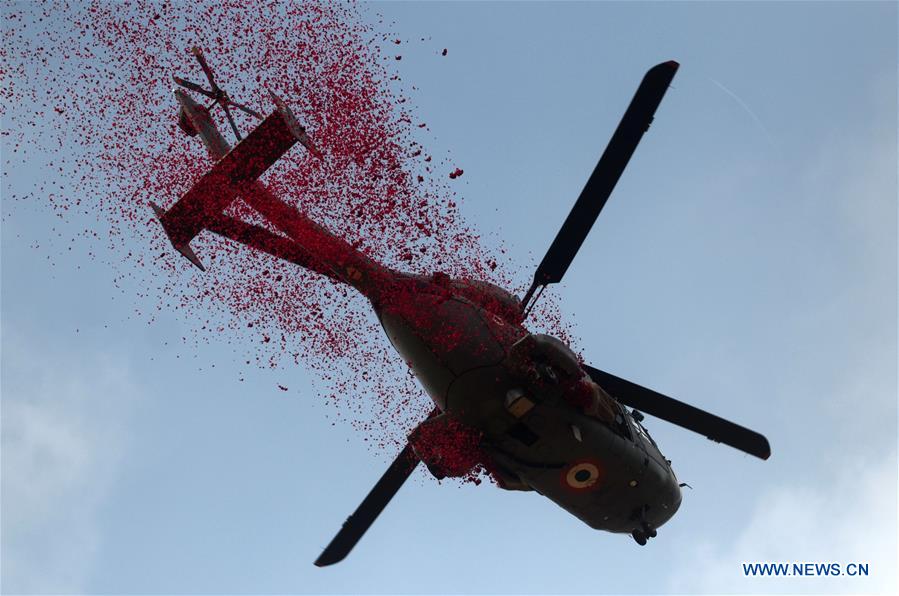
[668,453,897,594]
[668,67,897,596]
[1,334,141,593]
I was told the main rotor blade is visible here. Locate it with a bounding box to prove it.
[584,365,771,460]
[314,442,420,567]
[532,60,679,289]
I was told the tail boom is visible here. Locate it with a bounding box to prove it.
[204,214,340,283]
[237,180,391,298]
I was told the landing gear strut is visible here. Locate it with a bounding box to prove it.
[631,521,657,545]
[631,507,657,545]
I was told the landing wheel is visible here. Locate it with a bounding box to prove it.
[641,521,657,538]
[424,460,447,480]
[631,529,647,546]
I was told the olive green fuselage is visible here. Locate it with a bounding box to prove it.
[376,274,682,534]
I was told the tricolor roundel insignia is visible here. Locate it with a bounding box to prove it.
[561,460,603,491]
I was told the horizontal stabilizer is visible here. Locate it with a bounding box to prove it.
[153,91,321,271]
[584,365,771,460]
[157,108,304,249]
[150,201,206,270]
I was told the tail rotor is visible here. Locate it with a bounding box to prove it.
[173,46,263,141]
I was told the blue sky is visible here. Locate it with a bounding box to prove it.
[2,1,896,594]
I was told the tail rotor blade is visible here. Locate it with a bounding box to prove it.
[524,61,679,306]
[191,46,220,93]
[222,103,242,141]
[173,75,216,100]
[226,98,263,120]
[175,76,263,121]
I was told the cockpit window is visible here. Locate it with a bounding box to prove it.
[614,411,633,440]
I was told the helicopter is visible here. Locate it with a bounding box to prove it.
[151,48,771,567]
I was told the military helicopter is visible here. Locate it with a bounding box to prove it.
[151,48,771,567]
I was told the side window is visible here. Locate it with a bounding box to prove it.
[614,411,633,441]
